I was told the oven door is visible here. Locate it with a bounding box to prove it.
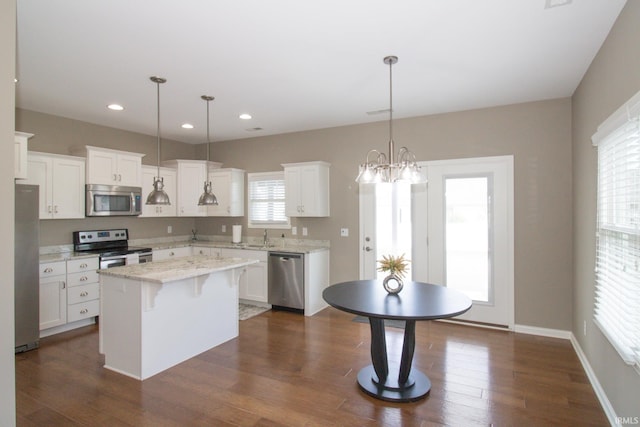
[100,255,127,269]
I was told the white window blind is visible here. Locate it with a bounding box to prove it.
[592,92,640,371]
[247,172,289,229]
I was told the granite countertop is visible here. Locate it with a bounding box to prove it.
[151,240,329,254]
[98,255,259,284]
[39,252,99,263]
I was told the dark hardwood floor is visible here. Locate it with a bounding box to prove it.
[16,308,607,426]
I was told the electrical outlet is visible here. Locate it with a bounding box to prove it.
[167,225,172,234]
[302,227,308,236]
[221,225,226,232]
[341,228,349,237]
[292,226,297,235]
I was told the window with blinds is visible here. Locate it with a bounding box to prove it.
[592,91,640,372]
[247,172,290,229]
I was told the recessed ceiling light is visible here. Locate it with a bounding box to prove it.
[181,123,194,129]
[239,113,252,120]
[107,104,124,111]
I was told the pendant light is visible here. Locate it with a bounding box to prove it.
[146,76,171,205]
[355,56,426,184]
[198,95,219,206]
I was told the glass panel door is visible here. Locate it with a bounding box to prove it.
[445,176,491,302]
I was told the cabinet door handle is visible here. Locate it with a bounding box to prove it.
[80,263,88,268]
[80,291,89,297]
[118,174,122,181]
[54,205,59,214]
[48,205,52,213]
[169,252,175,256]
[80,309,88,314]
[62,281,66,289]
[80,276,88,281]
[44,267,53,273]
[113,173,117,181]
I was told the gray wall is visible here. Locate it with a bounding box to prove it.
[16,109,200,245]
[198,97,574,330]
[572,0,640,417]
[19,98,574,331]
[1,0,16,424]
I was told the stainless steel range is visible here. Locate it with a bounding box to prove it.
[73,229,152,269]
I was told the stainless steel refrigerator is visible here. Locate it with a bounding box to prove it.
[15,184,40,353]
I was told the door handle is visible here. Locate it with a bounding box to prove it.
[365,246,372,252]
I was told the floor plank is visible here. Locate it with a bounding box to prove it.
[16,308,608,426]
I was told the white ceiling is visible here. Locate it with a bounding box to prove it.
[15,0,627,145]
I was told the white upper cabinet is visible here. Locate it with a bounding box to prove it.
[140,165,177,217]
[85,146,144,187]
[24,152,85,219]
[282,161,330,217]
[15,131,33,179]
[207,168,245,217]
[163,159,222,217]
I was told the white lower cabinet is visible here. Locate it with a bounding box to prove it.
[220,249,268,303]
[153,246,193,261]
[39,256,100,336]
[39,261,67,330]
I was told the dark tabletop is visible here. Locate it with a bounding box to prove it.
[323,280,472,321]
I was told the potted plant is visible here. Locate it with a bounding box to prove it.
[377,254,410,294]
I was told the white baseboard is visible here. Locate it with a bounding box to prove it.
[570,333,618,427]
[514,324,572,339]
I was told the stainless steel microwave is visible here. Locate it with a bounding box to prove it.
[85,184,142,216]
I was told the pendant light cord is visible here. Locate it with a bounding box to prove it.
[156,80,161,178]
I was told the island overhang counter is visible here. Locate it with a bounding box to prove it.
[98,255,259,380]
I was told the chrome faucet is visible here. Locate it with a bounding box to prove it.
[263,229,268,247]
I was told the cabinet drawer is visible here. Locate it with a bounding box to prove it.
[40,261,66,278]
[67,257,99,274]
[221,248,268,262]
[67,270,99,287]
[67,299,99,323]
[67,283,100,305]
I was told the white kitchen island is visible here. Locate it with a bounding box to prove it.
[98,255,258,380]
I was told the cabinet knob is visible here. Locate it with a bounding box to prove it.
[169,251,175,256]
[44,267,53,273]
[80,291,88,297]
[80,309,88,314]
[80,276,88,281]
[80,263,88,268]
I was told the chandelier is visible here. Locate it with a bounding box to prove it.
[355,56,425,184]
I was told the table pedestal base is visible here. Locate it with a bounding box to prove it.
[357,363,431,402]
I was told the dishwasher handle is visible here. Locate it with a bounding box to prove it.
[269,252,302,261]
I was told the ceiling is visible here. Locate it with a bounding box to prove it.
[15,0,627,145]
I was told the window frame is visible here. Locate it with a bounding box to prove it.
[247,171,290,230]
[592,90,640,373]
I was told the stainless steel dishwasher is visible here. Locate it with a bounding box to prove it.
[268,252,304,312]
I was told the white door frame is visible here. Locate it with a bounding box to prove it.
[359,155,514,329]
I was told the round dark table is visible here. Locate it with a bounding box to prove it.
[323,280,472,402]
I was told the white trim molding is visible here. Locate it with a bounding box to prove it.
[570,333,618,426]
[514,324,572,339]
